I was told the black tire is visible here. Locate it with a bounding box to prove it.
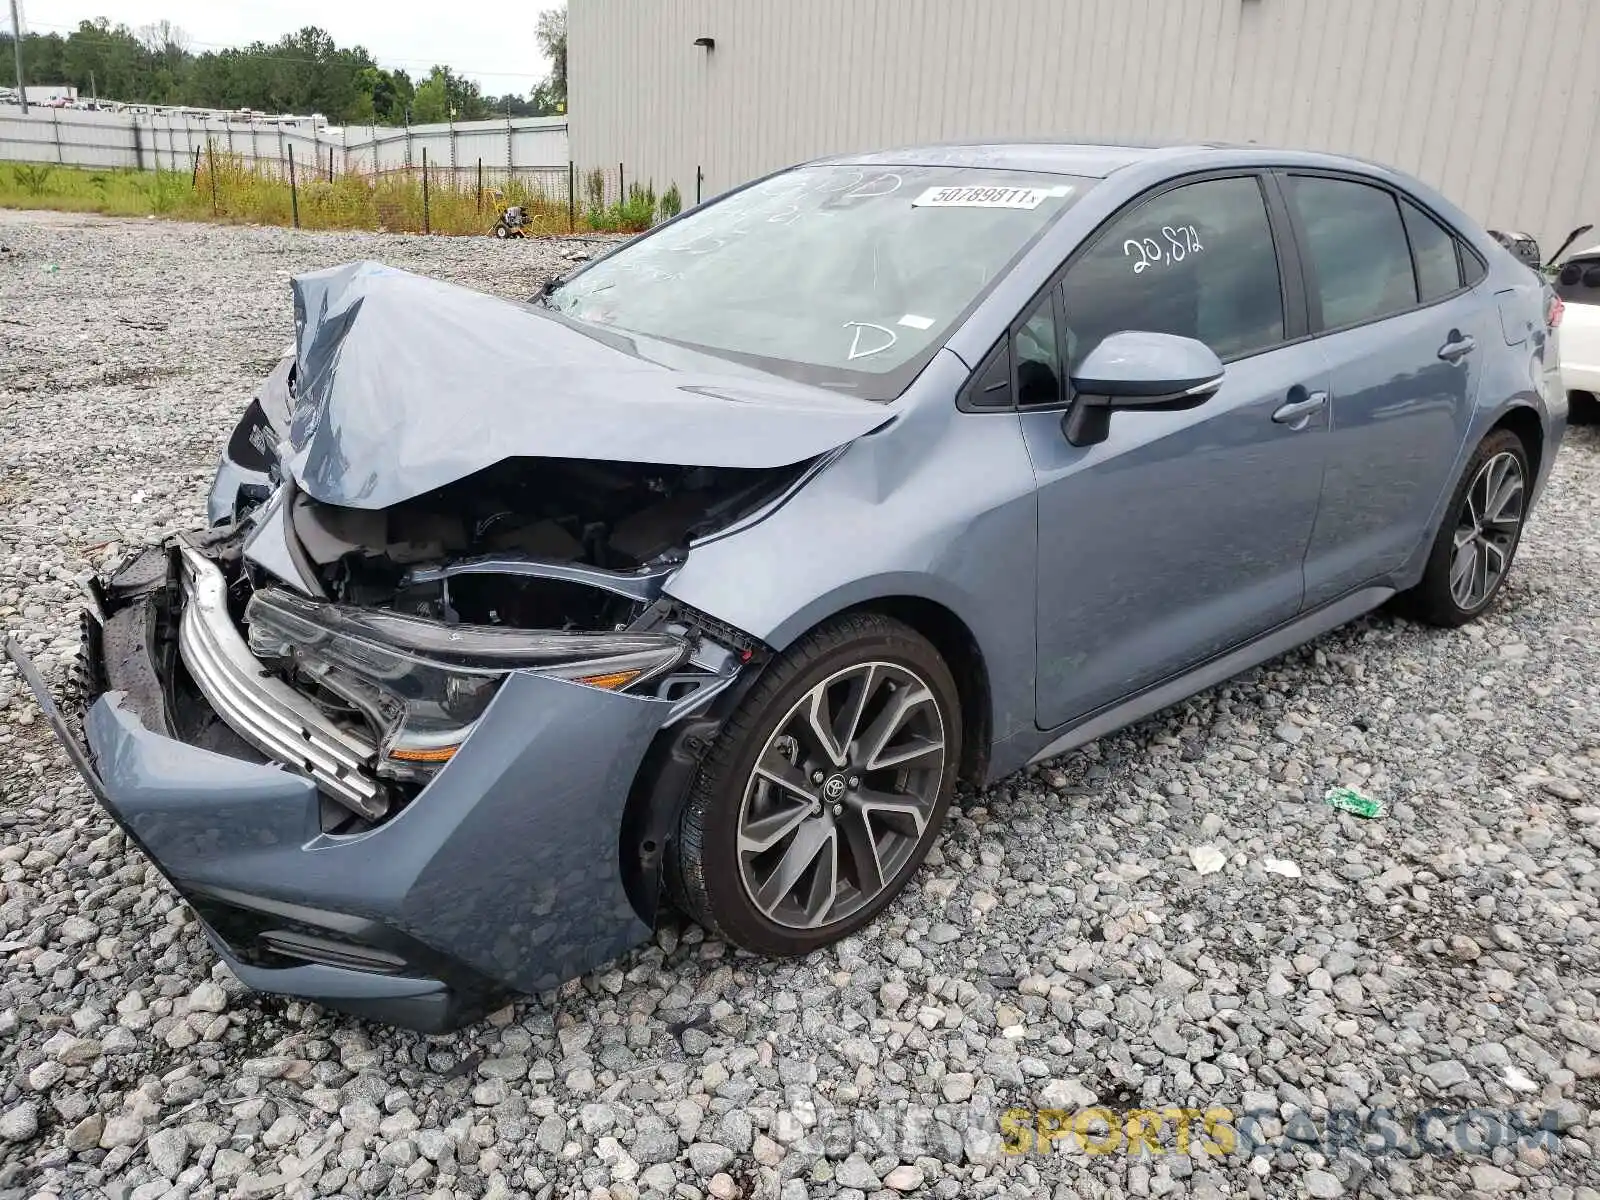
[667,612,962,957]
[1570,390,1600,426]
[1398,428,1530,627]
[492,220,510,239]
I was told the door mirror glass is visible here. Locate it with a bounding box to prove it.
[1063,331,1223,446]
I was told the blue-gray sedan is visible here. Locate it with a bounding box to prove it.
[7,141,1567,1029]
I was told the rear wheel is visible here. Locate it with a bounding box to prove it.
[667,613,962,956]
[1400,428,1529,626]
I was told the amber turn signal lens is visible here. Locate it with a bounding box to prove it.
[572,668,643,691]
[388,744,460,763]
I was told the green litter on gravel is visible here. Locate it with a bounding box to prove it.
[1325,786,1383,819]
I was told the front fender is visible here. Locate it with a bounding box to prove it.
[664,356,1041,747]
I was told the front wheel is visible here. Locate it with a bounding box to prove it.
[667,613,962,957]
[1399,428,1530,626]
[492,220,510,239]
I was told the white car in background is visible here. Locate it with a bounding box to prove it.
[1557,238,1600,411]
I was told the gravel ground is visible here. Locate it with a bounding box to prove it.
[3,209,1600,1200]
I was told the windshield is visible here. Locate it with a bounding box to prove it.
[547,165,1090,398]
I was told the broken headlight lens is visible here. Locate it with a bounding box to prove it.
[244,588,687,779]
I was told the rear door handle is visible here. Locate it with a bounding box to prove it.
[1271,390,1328,427]
[1438,334,1476,362]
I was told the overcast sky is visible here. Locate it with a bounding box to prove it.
[21,0,564,94]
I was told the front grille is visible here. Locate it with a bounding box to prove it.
[175,543,384,817]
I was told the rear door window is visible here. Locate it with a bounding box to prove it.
[1401,199,1463,301]
[1288,176,1418,329]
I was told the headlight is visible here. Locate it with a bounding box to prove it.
[245,588,687,779]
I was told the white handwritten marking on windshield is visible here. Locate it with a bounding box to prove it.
[844,321,899,361]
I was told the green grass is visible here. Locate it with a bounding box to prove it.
[0,157,590,237]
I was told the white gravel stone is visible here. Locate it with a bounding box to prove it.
[884,1163,926,1191]
[0,1104,39,1144]
[145,1126,189,1178]
[98,1113,144,1148]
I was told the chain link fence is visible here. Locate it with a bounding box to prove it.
[3,106,698,237]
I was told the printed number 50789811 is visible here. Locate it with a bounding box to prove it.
[1123,225,1204,273]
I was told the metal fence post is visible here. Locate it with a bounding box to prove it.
[328,144,334,183]
[52,110,62,164]
[477,158,483,214]
[618,162,624,204]
[207,140,219,216]
[696,166,703,206]
[568,161,576,232]
[422,147,430,235]
[191,147,199,190]
[288,143,299,228]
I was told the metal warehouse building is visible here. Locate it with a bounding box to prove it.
[570,0,1600,247]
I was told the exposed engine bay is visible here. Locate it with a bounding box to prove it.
[147,449,795,833]
[279,455,805,630]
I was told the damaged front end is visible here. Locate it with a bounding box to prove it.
[213,450,789,827]
[24,473,764,1028]
[7,262,888,1029]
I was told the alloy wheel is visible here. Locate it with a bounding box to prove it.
[735,661,946,930]
[1450,451,1524,610]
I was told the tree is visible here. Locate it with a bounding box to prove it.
[354,66,412,125]
[136,20,188,59]
[3,19,478,127]
[532,5,566,114]
[491,93,544,118]
[409,65,488,124]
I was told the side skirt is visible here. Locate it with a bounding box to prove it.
[1027,586,1394,766]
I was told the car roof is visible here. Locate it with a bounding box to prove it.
[815,138,1392,180]
[818,139,1218,177]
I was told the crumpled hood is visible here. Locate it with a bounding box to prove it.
[285,262,893,510]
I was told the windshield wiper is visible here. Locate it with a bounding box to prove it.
[529,276,564,307]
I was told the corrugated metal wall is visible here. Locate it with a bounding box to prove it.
[570,0,1600,247]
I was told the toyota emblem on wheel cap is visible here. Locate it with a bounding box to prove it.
[823,775,847,800]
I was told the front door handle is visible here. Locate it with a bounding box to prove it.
[1438,333,1476,362]
[1271,390,1328,428]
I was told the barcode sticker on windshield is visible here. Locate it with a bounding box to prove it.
[912,184,1071,210]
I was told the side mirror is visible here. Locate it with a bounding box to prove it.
[1062,331,1224,447]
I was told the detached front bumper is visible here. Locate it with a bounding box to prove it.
[7,543,680,1031]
